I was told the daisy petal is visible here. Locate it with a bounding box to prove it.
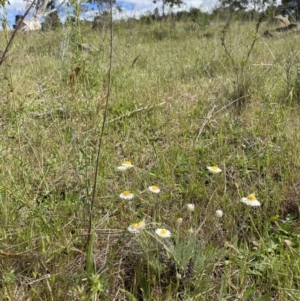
[120,190,134,200]
[207,165,222,174]
[155,228,171,238]
[148,185,160,193]
[240,194,261,207]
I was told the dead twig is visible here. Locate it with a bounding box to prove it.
[194,95,251,144]
[246,13,264,60]
[214,95,250,115]
[195,105,216,142]
[0,250,28,257]
[108,102,166,123]
[220,17,235,68]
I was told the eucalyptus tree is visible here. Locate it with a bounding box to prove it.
[15,0,57,30]
[153,0,184,18]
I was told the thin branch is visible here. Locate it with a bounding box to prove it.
[214,95,250,115]
[220,16,235,68]
[246,13,264,61]
[43,0,67,18]
[195,105,216,142]
[108,102,166,123]
[194,95,250,144]
[0,0,36,67]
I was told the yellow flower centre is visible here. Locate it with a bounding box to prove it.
[124,161,131,165]
[137,221,143,227]
[131,223,138,229]
[211,166,218,170]
[152,185,159,191]
[247,194,256,201]
[160,229,167,236]
[123,190,131,196]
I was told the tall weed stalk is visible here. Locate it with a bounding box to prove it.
[85,0,113,293]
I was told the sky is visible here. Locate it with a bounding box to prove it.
[0,0,219,27]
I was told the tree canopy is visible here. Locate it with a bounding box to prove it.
[86,0,116,9]
[153,0,183,18]
[153,0,183,8]
[218,0,277,11]
[281,0,300,11]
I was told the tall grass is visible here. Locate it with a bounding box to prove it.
[0,16,300,300]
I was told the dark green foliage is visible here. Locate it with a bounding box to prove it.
[86,0,115,8]
[46,0,56,9]
[217,0,277,13]
[153,0,183,19]
[161,0,183,7]
[282,0,300,10]
[173,7,211,24]
[140,7,211,25]
[42,11,61,31]
[218,0,250,10]
[153,0,183,7]
[213,1,280,21]
[281,0,300,19]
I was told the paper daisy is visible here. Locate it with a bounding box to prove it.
[117,161,133,171]
[148,185,160,193]
[216,210,224,218]
[207,165,222,174]
[155,228,171,238]
[187,203,195,212]
[240,194,261,207]
[117,166,129,171]
[127,220,146,233]
[119,190,134,200]
[122,161,133,168]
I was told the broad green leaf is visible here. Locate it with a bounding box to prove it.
[254,291,276,301]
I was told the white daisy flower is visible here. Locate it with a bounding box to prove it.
[216,210,224,218]
[155,228,171,238]
[187,203,195,212]
[122,161,133,168]
[119,190,134,200]
[117,166,129,171]
[148,185,160,193]
[117,160,133,171]
[207,165,222,174]
[127,220,146,233]
[240,194,261,207]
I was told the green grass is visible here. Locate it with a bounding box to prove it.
[1,18,300,300]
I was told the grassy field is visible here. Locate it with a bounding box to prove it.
[1,17,300,300]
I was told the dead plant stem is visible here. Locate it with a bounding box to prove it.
[86,0,113,249]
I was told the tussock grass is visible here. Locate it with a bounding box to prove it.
[1,19,300,300]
